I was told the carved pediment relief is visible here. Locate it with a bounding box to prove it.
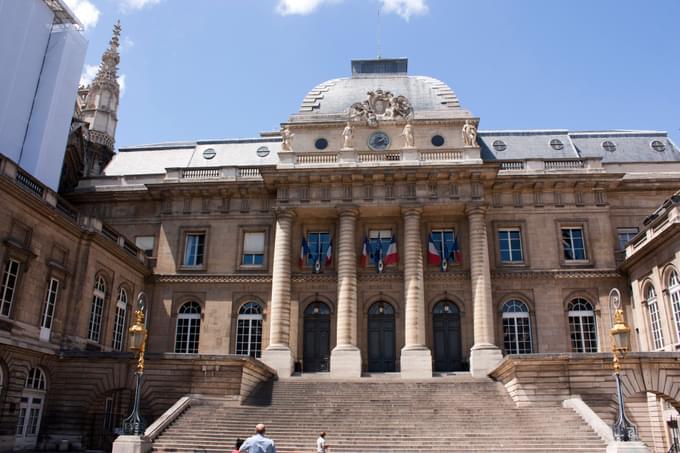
[348,89,413,127]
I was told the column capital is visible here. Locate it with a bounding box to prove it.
[465,203,488,216]
[401,205,423,217]
[274,208,296,222]
[336,204,360,218]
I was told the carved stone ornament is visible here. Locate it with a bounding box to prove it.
[348,89,413,128]
[462,120,478,147]
[281,127,294,151]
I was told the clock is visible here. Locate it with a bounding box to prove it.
[368,131,390,151]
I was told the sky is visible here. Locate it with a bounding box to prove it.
[67,0,680,149]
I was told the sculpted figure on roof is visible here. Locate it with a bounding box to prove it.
[401,122,415,148]
[462,120,478,147]
[348,90,413,127]
[342,123,354,149]
[281,127,294,151]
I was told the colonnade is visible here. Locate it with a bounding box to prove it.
[262,205,501,378]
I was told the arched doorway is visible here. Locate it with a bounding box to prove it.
[432,301,462,371]
[367,301,396,372]
[15,367,47,450]
[303,302,331,372]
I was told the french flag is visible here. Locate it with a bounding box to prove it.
[449,235,461,264]
[360,236,370,267]
[427,234,441,266]
[384,237,398,266]
[325,239,333,266]
[299,237,310,268]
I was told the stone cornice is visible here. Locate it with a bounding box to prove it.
[491,269,623,279]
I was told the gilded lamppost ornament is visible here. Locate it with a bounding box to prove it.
[342,122,354,150]
[122,292,148,436]
[281,127,294,151]
[349,89,413,128]
[608,288,639,442]
[401,122,415,148]
[462,120,478,147]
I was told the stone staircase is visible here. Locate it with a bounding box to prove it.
[151,375,607,453]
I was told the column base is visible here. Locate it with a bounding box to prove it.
[330,346,362,378]
[606,442,650,453]
[400,346,432,379]
[261,346,294,378]
[112,436,152,453]
[469,343,503,378]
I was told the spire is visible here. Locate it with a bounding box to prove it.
[92,20,121,88]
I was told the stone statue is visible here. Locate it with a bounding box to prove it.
[342,123,354,149]
[401,122,415,148]
[281,127,294,151]
[462,120,477,147]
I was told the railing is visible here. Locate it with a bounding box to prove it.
[499,161,525,170]
[544,159,584,169]
[238,168,260,177]
[16,170,45,197]
[419,150,463,161]
[357,152,401,162]
[101,224,119,243]
[123,239,138,257]
[56,198,79,222]
[181,168,220,179]
[296,153,338,164]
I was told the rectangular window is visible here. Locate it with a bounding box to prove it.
[561,227,587,261]
[430,229,458,264]
[649,301,664,350]
[183,233,205,266]
[39,278,60,341]
[135,236,156,257]
[0,259,20,317]
[242,232,265,266]
[306,231,330,266]
[369,230,392,264]
[112,305,127,351]
[616,228,638,251]
[498,228,523,263]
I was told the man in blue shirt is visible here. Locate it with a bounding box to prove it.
[239,423,277,453]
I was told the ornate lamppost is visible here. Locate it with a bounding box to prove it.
[609,288,639,442]
[122,292,148,435]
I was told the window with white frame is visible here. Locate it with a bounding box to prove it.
[0,258,20,317]
[87,276,106,342]
[668,270,680,344]
[183,233,205,267]
[242,232,265,266]
[498,228,523,263]
[40,278,60,334]
[112,288,128,351]
[175,301,201,354]
[236,302,263,358]
[561,227,587,261]
[25,368,46,391]
[502,300,533,354]
[646,285,664,350]
[616,228,638,251]
[568,298,598,352]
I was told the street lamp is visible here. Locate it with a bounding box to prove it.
[609,288,639,442]
[122,292,148,435]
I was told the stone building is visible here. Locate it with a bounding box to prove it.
[1,56,680,451]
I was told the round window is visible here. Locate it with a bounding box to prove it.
[315,138,328,150]
[202,148,216,160]
[651,140,666,152]
[256,146,270,157]
[431,135,445,147]
[601,141,617,152]
[492,140,507,152]
[549,139,564,151]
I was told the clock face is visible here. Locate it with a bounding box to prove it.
[368,131,391,151]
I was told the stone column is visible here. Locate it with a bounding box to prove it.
[262,209,295,376]
[466,205,502,378]
[331,206,362,378]
[400,207,432,378]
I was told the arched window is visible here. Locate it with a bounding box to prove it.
[236,302,263,358]
[668,271,680,344]
[568,299,598,352]
[111,288,128,351]
[88,276,106,342]
[646,285,664,350]
[16,368,47,443]
[502,300,532,354]
[433,301,460,315]
[25,368,46,391]
[175,302,201,354]
[368,302,395,316]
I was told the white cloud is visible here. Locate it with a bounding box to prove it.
[79,64,99,87]
[275,0,338,16]
[63,0,101,29]
[380,0,428,21]
[121,36,135,52]
[119,0,162,12]
[117,74,126,97]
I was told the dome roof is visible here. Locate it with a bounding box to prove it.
[290,59,472,122]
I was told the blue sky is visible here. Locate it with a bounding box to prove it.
[70,0,680,148]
